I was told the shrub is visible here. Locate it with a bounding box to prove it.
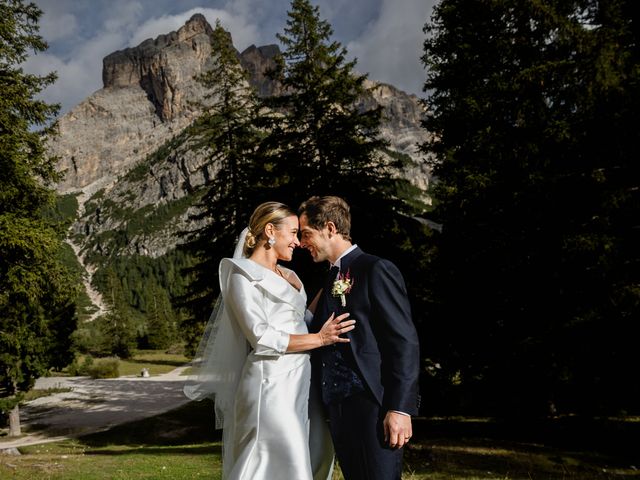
[66,355,95,376]
[87,357,120,379]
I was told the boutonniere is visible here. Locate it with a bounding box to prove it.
[331,269,354,307]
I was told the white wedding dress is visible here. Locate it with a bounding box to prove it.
[217,257,333,480]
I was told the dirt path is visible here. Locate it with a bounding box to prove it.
[0,367,192,449]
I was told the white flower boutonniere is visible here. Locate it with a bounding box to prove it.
[331,269,354,307]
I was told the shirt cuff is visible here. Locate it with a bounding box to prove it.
[389,410,410,417]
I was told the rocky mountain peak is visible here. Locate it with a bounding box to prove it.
[176,13,212,39]
[50,15,234,194]
[102,14,216,122]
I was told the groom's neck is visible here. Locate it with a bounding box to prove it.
[329,238,353,265]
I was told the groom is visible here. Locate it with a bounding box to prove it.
[299,196,420,480]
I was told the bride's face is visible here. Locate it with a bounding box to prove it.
[272,215,300,261]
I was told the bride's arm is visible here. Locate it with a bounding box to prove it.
[287,312,355,352]
[225,269,355,354]
[308,289,322,314]
[303,289,323,327]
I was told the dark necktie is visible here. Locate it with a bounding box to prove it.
[327,265,340,285]
[324,266,340,301]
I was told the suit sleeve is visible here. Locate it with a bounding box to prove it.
[224,271,290,355]
[369,259,420,415]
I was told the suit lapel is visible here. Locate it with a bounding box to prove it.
[334,247,363,313]
[312,247,364,331]
[338,246,363,274]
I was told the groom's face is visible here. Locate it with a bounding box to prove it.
[299,214,331,263]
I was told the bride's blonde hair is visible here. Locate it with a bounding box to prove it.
[244,202,296,257]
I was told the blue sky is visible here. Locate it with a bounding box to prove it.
[25,0,435,115]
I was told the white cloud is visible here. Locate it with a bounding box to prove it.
[103,1,144,33]
[39,12,79,42]
[25,0,148,112]
[22,52,94,112]
[223,0,290,38]
[347,0,434,95]
[22,32,126,111]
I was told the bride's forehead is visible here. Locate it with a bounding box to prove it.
[281,215,299,228]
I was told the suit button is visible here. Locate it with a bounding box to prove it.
[322,362,326,367]
[333,383,337,387]
[322,381,326,386]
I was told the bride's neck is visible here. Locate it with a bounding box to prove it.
[249,247,279,272]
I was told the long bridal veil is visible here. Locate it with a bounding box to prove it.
[183,227,250,429]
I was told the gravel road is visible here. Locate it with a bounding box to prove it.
[0,366,192,449]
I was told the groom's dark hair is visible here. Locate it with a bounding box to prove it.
[298,196,352,241]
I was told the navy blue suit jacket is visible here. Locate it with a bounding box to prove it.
[312,246,420,415]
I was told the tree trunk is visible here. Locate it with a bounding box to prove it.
[8,404,21,437]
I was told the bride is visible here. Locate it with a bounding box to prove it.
[185,201,355,480]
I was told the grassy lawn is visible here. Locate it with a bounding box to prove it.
[402,416,640,479]
[59,350,190,378]
[22,388,72,402]
[117,350,189,377]
[1,400,221,480]
[2,402,639,479]
[0,441,220,479]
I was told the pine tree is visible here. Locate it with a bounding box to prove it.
[259,0,429,286]
[95,269,135,358]
[0,0,78,435]
[421,0,639,416]
[146,286,176,350]
[261,0,390,198]
[179,21,266,354]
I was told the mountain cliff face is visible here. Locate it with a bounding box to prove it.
[102,13,214,121]
[51,15,284,195]
[49,14,431,317]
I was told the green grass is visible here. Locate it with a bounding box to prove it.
[2,404,639,479]
[59,350,189,378]
[22,388,72,402]
[1,400,221,479]
[400,416,640,479]
[117,350,189,377]
[1,441,221,479]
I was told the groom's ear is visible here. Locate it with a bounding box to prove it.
[326,221,337,237]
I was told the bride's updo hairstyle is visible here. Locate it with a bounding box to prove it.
[243,201,296,257]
